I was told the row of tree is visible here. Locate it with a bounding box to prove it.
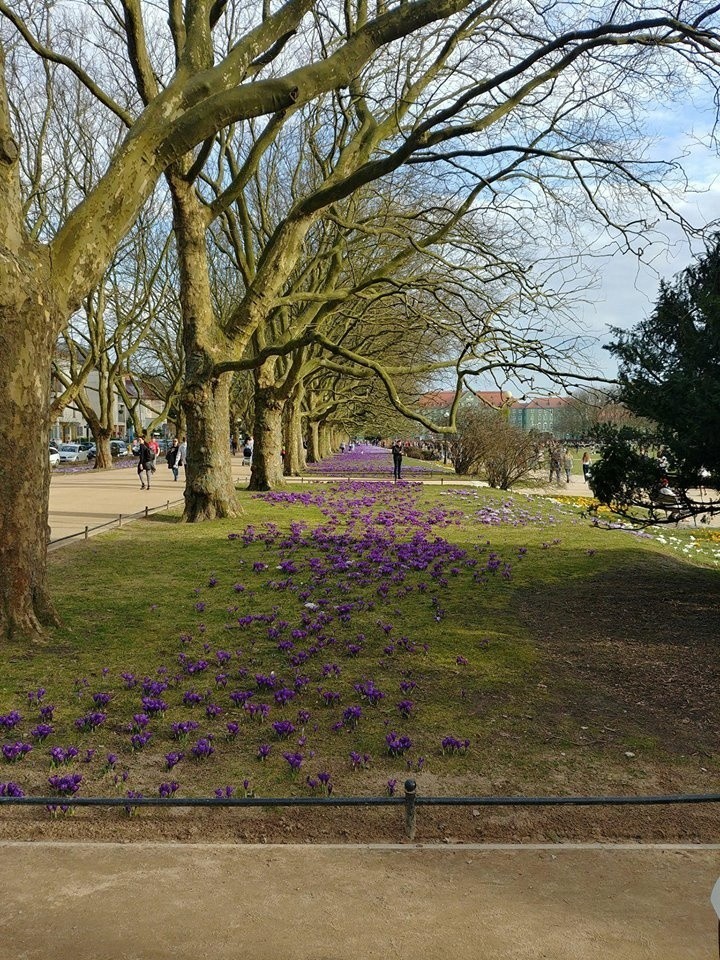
[3,1,720,641]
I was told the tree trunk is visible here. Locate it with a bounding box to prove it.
[248,362,285,490]
[283,385,306,476]
[318,421,333,459]
[93,430,113,470]
[0,253,60,640]
[306,420,320,463]
[182,371,238,520]
[168,167,238,521]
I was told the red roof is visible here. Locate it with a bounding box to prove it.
[475,390,512,407]
[510,396,571,409]
[418,390,460,409]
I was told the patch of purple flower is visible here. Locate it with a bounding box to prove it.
[0,712,22,730]
[190,738,214,760]
[165,752,184,770]
[282,751,304,773]
[272,720,295,739]
[2,742,32,762]
[0,782,24,797]
[141,697,168,715]
[441,736,470,754]
[171,720,199,740]
[75,712,107,732]
[31,724,54,741]
[385,732,412,756]
[48,772,82,795]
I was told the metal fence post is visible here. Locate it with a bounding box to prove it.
[145,506,149,518]
[118,514,122,527]
[84,525,89,540]
[404,778,417,840]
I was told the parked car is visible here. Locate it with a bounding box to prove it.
[87,440,130,460]
[58,443,90,463]
[49,446,60,467]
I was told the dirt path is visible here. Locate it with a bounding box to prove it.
[1,842,717,959]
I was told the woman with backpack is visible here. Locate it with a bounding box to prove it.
[135,436,155,490]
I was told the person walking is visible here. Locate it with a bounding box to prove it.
[550,446,561,483]
[563,450,573,484]
[178,436,188,468]
[166,437,182,481]
[391,440,403,481]
[147,435,160,458]
[135,436,155,489]
[582,452,591,482]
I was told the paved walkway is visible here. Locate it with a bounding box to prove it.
[47,461,252,543]
[0,842,717,959]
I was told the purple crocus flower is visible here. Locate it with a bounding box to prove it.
[385,731,412,756]
[158,781,180,797]
[226,722,240,739]
[256,743,271,761]
[190,738,214,759]
[282,751,304,773]
[75,712,106,732]
[214,785,235,799]
[0,712,22,730]
[30,724,54,741]
[165,752,184,770]
[1,742,32,762]
[48,772,82,795]
[342,705,362,727]
[141,697,168,715]
[0,782,24,797]
[272,720,295,739]
[171,720,200,740]
[130,732,152,750]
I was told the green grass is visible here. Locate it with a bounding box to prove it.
[1,481,718,806]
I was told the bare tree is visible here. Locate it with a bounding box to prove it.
[0,0,474,639]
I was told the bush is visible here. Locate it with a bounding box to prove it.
[452,409,541,489]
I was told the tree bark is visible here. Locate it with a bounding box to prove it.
[283,384,306,476]
[168,167,239,521]
[306,420,320,463]
[0,250,59,639]
[93,430,113,470]
[182,371,238,520]
[318,421,333,459]
[248,361,284,490]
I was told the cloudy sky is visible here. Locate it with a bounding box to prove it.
[578,94,720,379]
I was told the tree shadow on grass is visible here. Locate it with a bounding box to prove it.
[512,547,720,755]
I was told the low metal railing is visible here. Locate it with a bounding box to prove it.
[2,781,719,840]
[48,498,185,549]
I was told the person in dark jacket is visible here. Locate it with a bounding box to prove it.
[166,437,182,481]
[135,436,155,489]
[391,440,403,481]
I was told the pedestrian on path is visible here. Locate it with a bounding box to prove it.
[135,436,155,490]
[563,451,573,484]
[582,452,591,482]
[391,440,403,481]
[179,436,188,467]
[166,437,182,481]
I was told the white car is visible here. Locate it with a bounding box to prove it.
[49,446,60,467]
[58,443,90,463]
